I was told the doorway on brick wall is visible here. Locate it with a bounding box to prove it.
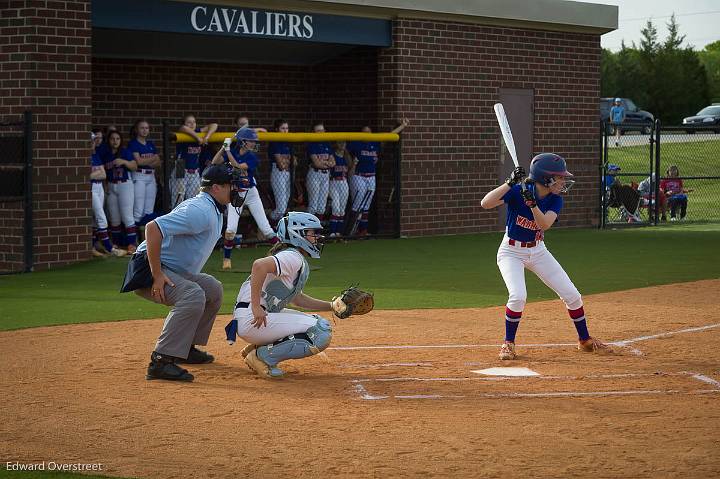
[497,88,534,229]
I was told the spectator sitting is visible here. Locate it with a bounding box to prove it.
[604,164,622,190]
[660,165,690,221]
[637,173,667,221]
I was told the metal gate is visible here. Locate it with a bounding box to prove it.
[600,120,720,227]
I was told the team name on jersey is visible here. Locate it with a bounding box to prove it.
[358,149,378,157]
[515,215,540,231]
[186,145,202,155]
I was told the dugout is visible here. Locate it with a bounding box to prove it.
[0,0,617,272]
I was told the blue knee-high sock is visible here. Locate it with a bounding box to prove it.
[569,306,590,341]
[223,239,233,259]
[110,226,122,246]
[97,228,113,252]
[505,307,522,342]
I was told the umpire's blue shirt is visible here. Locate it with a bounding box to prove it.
[137,192,223,275]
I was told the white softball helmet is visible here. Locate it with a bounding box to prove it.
[276,212,324,258]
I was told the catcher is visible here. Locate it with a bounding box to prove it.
[224,211,374,378]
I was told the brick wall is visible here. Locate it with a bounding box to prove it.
[0,0,93,271]
[378,19,601,236]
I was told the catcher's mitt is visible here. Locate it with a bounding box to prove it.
[331,285,374,319]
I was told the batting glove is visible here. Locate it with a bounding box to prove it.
[521,186,537,208]
[505,166,526,186]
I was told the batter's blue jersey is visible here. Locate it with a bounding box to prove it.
[128,139,158,170]
[502,184,562,242]
[347,141,379,174]
[268,142,291,167]
[176,128,203,170]
[223,148,258,189]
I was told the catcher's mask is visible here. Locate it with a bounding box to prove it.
[230,170,248,208]
[235,127,260,153]
[277,212,324,258]
[529,153,575,193]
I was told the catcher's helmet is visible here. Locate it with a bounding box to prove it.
[276,212,324,258]
[235,127,260,152]
[529,153,574,191]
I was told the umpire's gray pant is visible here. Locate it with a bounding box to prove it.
[136,269,223,359]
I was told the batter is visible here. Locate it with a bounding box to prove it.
[480,153,611,360]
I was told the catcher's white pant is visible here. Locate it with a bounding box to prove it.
[91,182,108,229]
[233,306,320,345]
[106,180,135,227]
[350,175,375,212]
[270,166,291,221]
[496,235,582,312]
[225,186,275,238]
[132,170,157,223]
[329,179,349,216]
[170,169,201,208]
[306,169,329,215]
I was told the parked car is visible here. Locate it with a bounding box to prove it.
[683,105,720,133]
[600,97,655,135]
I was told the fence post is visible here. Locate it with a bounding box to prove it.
[23,111,33,273]
[653,119,661,226]
[162,120,171,213]
[599,120,608,229]
[394,138,402,238]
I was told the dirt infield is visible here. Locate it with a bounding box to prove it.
[2,280,719,478]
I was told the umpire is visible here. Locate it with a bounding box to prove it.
[121,165,233,381]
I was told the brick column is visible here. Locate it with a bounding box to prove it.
[0,0,92,271]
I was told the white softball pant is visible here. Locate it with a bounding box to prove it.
[329,179,349,216]
[225,186,274,238]
[132,170,157,223]
[306,169,329,215]
[170,170,201,208]
[91,182,108,229]
[350,175,375,212]
[106,180,135,227]
[233,306,322,345]
[270,166,291,221]
[496,235,582,312]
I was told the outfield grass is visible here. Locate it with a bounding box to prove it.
[608,138,720,221]
[1,225,719,332]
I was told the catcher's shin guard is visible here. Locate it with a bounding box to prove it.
[254,317,332,378]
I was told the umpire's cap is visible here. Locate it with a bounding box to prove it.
[201,165,232,187]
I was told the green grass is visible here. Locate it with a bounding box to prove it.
[1,225,719,331]
[608,138,720,220]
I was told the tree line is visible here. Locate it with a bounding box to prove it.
[601,15,720,125]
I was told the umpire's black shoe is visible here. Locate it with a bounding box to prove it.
[146,352,194,381]
[176,346,215,365]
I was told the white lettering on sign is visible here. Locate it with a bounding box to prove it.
[191,6,314,38]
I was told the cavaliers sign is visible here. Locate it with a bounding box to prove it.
[92,0,391,46]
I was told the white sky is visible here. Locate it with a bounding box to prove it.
[576,0,720,51]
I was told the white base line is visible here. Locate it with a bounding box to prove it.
[331,322,720,351]
[352,371,720,400]
[351,371,703,384]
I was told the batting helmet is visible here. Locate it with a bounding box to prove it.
[529,153,574,188]
[276,212,324,258]
[235,127,260,152]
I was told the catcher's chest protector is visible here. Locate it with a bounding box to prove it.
[259,249,309,312]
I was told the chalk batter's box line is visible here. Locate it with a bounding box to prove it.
[350,371,720,401]
[330,322,720,352]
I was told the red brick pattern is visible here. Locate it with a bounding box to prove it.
[377,19,601,236]
[0,0,92,271]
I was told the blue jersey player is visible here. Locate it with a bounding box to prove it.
[480,153,611,360]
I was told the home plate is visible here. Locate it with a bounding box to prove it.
[471,367,540,377]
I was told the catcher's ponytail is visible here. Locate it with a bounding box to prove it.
[268,242,291,256]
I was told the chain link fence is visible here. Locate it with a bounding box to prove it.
[600,120,720,227]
